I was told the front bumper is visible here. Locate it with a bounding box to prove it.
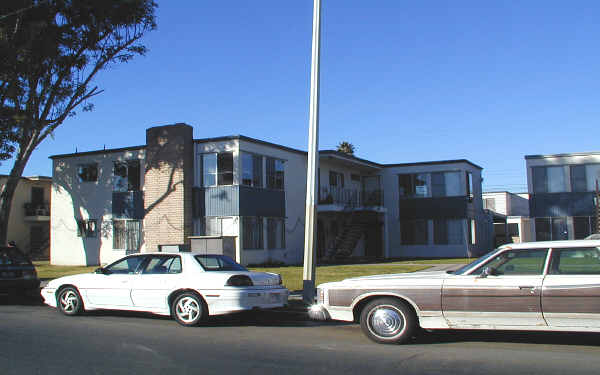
[308,304,331,321]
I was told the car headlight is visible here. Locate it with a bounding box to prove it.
[226,275,254,287]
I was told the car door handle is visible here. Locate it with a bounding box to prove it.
[518,286,534,289]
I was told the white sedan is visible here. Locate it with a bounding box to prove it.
[41,253,289,326]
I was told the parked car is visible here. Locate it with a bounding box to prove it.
[41,253,289,326]
[0,245,40,295]
[310,239,600,344]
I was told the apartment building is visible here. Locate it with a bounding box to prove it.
[50,123,490,266]
[482,191,532,246]
[526,151,600,241]
[0,175,51,258]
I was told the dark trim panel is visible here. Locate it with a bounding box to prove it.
[529,192,596,217]
[399,197,469,219]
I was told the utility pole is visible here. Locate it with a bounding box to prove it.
[302,0,322,303]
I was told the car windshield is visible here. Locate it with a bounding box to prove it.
[452,248,502,275]
[0,247,31,265]
[194,255,248,272]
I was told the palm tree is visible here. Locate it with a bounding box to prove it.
[336,141,355,155]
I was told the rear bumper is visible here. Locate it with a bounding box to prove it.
[0,279,40,293]
[205,287,290,315]
[308,304,331,321]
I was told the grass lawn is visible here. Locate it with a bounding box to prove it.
[248,264,429,292]
[33,258,468,291]
[34,261,97,280]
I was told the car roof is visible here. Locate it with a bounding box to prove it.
[128,252,228,257]
[499,239,600,250]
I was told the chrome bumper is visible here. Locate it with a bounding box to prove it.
[308,304,330,321]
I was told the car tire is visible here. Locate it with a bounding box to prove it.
[57,286,84,316]
[360,298,416,344]
[172,292,206,327]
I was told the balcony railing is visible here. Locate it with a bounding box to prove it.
[24,202,50,217]
[318,186,383,207]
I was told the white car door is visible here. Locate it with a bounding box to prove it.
[543,246,600,328]
[85,255,145,307]
[130,255,182,310]
[442,248,549,327]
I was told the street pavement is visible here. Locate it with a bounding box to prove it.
[2,294,600,375]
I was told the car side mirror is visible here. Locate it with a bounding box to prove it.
[95,267,110,275]
[478,266,498,278]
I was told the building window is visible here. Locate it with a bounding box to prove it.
[468,219,476,245]
[573,216,597,239]
[484,198,496,210]
[398,174,428,198]
[431,171,461,197]
[535,217,567,241]
[242,153,263,187]
[466,172,474,201]
[532,166,566,193]
[77,164,98,182]
[242,217,263,250]
[77,219,97,238]
[434,219,463,245]
[113,220,142,251]
[400,219,428,245]
[113,160,140,192]
[202,153,233,187]
[585,164,600,191]
[266,158,284,190]
[570,165,587,192]
[351,174,361,182]
[329,171,344,187]
[267,218,285,249]
[198,217,221,236]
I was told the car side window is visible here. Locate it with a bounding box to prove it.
[471,249,548,275]
[549,247,600,275]
[142,256,182,274]
[106,256,145,274]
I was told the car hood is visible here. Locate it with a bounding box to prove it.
[44,273,96,288]
[319,271,450,289]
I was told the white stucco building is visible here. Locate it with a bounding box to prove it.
[50,123,491,266]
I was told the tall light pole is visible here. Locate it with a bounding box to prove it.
[302,0,322,303]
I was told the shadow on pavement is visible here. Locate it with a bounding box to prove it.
[0,292,44,306]
[413,329,600,347]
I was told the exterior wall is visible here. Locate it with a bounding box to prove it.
[382,162,490,258]
[144,124,194,252]
[482,192,529,217]
[236,139,307,265]
[526,152,600,241]
[51,149,146,265]
[0,176,51,257]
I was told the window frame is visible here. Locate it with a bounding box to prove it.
[201,152,234,187]
[112,219,142,251]
[77,163,98,183]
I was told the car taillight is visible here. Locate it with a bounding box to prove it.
[226,275,254,287]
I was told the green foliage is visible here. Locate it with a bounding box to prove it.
[336,141,355,155]
[0,0,157,163]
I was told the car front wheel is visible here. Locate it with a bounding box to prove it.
[172,293,206,326]
[360,298,416,344]
[57,287,84,316]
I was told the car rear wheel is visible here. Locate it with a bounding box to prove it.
[360,298,416,344]
[57,287,83,316]
[172,293,206,327]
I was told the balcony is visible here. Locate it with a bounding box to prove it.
[318,186,384,211]
[24,202,50,221]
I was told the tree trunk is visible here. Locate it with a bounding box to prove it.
[0,138,36,245]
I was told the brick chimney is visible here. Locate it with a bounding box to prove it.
[143,123,194,252]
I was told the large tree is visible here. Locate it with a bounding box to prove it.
[336,141,355,155]
[0,0,157,245]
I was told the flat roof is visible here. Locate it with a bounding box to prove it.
[525,151,600,160]
[48,132,482,171]
[383,159,483,170]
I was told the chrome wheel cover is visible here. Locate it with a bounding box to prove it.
[367,305,406,338]
[175,296,200,323]
[59,290,79,313]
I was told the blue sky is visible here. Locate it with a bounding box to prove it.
[2,0,600,192]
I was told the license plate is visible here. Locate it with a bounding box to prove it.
[270,293,281,303]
